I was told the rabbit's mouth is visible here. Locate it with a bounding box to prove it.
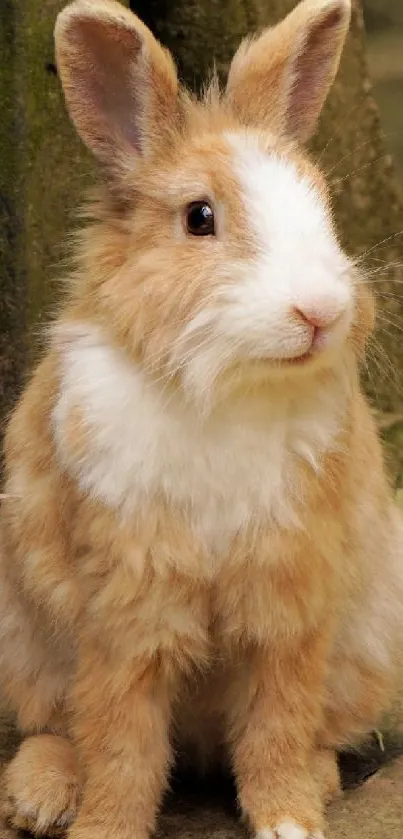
[242,333,344,375]
[272,327,325,366]
[263,316,350,370]
[242,332,321,370]
[243,351,315,373]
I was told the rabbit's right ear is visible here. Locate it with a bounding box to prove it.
[226,0,351,143]
[55,0,180,165]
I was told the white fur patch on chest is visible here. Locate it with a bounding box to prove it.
[53,323,344,556]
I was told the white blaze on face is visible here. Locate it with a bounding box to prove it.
[215,133,353,363]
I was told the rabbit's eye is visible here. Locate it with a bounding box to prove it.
[185,201,215,236]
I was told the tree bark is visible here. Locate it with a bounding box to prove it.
[0,1,26,451]
[0,0,92,448]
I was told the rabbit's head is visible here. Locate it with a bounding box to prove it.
[55,0,373,408]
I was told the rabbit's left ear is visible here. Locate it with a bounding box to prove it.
[55,0,180,166]
[226,0,351,143]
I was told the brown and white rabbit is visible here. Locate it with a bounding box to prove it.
[1,0,402,837]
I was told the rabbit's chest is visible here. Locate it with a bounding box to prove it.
[138,419,298,554]
[53,326,340,556]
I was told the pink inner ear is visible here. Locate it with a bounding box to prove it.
[68,16,144,155]
[287,8,345,141]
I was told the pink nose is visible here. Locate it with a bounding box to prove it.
[293,302,344,330]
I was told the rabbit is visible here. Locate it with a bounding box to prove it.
[1,0,403,837]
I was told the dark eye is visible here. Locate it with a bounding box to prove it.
[185,201,215,236]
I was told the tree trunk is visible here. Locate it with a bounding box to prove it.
[0,1,26,452]
[0,0,93,447]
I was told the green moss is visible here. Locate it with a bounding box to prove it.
[0,0,27,444]
[16,0,93,338]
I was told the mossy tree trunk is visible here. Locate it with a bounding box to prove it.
[0,1,26,453]
[0,0,94,448]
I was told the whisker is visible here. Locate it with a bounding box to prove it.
[372,292,403,301]
[332,153,394,187]
[368,277,403,293]
[376,313,403,334]
[316,90,371,165]
[324,127,403,180]
[367,336,398,385]
[352,231,403,265]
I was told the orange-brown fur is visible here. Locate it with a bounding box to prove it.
[0,1,402,838]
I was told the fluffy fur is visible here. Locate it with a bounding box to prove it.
[0,1,402,838]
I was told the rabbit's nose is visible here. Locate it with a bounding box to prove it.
[292,299,346,330]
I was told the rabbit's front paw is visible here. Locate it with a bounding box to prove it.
[257,823,324,839]
[2,734,81,836]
